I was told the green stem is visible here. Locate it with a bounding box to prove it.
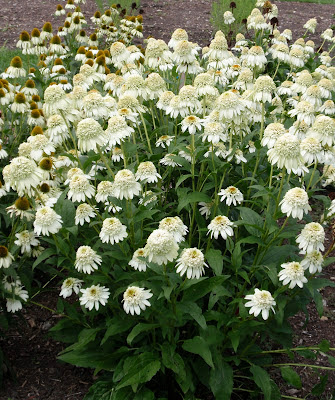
[139,112,152,154]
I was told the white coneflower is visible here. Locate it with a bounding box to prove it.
[43,85,70,116]
[300,136,324,164]
[318,79,334,99]
[156,135,175,148]
[301,250,323,274]
[129,248,147,271]
[223,10,235,25]
[99,217,128,244]
[111,169,141,200]
[135,162,161,184]
[110,41,130,68]
[193,73,217,97]
[6,284,29,313]
[166,95,189,118]
[278,80,295,97]
[121,75,146,99]
[175,248,208,279]
[75,203,97,225]
[76,118,107,153]
[288,100,315,126]
[296,222,325,254]
[280,188,311,219]
[244,46,267,69]
[0,246,14,269]
[46,114,69,145]
[157,91,175,111]
[181,115,203,135]
[75,245,102,274]
[219,186,243,206]
[95,181,114,203]
[301,85,323,108]
[321,28,333,41]
[122,286,152,315]
[252,75,276,104]
[303,18,317,33]
[11,93,28,114]
[271,43,290,63]
[80,284,110,311]
[214,91,245,122]
[68,174,95,202]
[207,215,234,240]
[111,146,124,162]
[145,38,173,71]
[199,202,212,219]
[6,56,26,78]
[6,197,34,221]
[82,91,109,119]
[27,135,55,161]
[245,289,276,320]
[319,100,335,116]
[323,165,335,186]
[308,115,335,147]
[279,261,307,289]
[229,149,247,164]
[202,121,226,144]
[179,86,202,111]
[159,216,188,243]
[289,48,305,68]
[145,73,167,100]
[304,40,315,56]
[34,206,62,236]
[144,228,179,265]
[0,144,8,160]
[60,277,83,298]
[261,123,286,149]
[8,156,42,197]
[14,230,40,254]
[159,154,182,167]
[267,133,308,175]
[168,28,188,49]
[106,115,134,146]
[291,72,313,94]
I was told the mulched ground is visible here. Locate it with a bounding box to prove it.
[0,0,335,399]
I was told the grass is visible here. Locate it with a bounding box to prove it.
[279,0,335,4]
[0,47,37,73]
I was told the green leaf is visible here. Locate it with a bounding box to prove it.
[126,323,159,345]
[55,199,75,227]
[319,339,330,353]
[182,336,214,368]
[238,207,264,237]
[83,381,113,400]
[182,276,230,302]
[250,365,272,400]
[161,342,186,381]
[101,319,134,345]
[177,192,211,213]
[209,360,233,400]
[60,328,100,354]
[262,245,296,266]
[231,243,242,269]
[280,366,302,389]
[32,248,56,269]
[179,301,206,329]
[175,174,192,188]
[228,330,240,352]
[205,249,223,276]
[311,374,328,396]
[116,352,161,390]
